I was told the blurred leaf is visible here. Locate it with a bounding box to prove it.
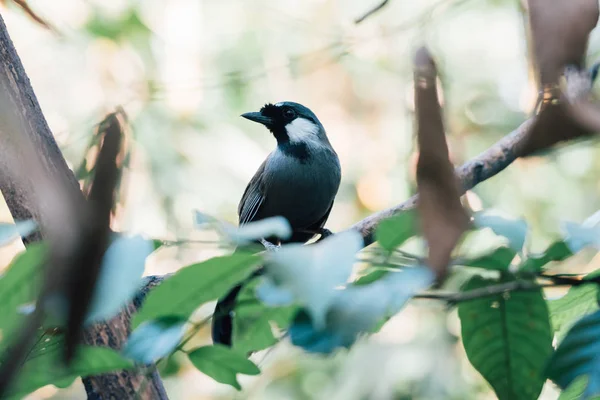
[375,211,417,251]
[223,216,291,245]
[188,345,260,390]
[549,284,599,340]
[458,275,553,400]
[232,281,297,355]
[123,317,186,364]
[527,0,598,85]
[547,310,600,397]
[6,341,132,399]
[85,8,151,42]
[157,354,183,378]
[0,0,55,31]
[85,235,152,324]
[562,221,600,253]
[520,241,573,272]
[0,244,46,347]
[289,267,434,353]
[473,212,527,252]
[193,210,218,227]
[0,220,37,246]
[133,253,261,327]
[460,247,516,271]
[414,47,469,279]
[258,231,363,330]
[255,280,295,306]
[152,239,163,251]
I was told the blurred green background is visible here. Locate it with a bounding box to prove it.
[2,0,600,398]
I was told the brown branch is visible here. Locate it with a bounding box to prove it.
[351,65,592,247]
[413,280,562,304]
[0,11,167,400]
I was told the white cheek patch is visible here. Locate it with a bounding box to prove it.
[285,118,320,143]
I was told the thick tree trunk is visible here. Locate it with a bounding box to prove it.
[0,12,168,399]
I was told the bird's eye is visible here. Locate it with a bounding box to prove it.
[283,108,296,120]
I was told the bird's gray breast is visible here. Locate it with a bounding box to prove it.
[259,146,341,228]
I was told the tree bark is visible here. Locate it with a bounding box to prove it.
[0,12,167,399]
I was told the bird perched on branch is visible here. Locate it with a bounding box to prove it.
[212,101,341,346]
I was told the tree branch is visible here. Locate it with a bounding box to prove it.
[0,11,167,399]
[351,66,592,247]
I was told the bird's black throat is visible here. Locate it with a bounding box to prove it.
[278,141,310,162]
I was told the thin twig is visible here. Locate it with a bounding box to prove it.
[414,280,566,304]
[355,0,390,23]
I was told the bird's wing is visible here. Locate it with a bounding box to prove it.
[238,160,267,225]
[309,200,334,231]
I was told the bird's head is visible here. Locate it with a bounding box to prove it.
[241,102,330,147]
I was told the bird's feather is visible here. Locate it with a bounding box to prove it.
[238,161,266,225]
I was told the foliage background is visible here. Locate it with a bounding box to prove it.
[1,0,600,398]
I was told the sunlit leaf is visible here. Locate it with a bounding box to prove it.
[375,211,417,251]
[549,284,599,340]
[123,317,186,364]
[188,345,260,390]
[460,247,516,271]
[473,212,527,252]
[547,310,600,397]
[458,275,553,400]
[133,253,261,327]
[258,231,363,329]
[520,241,573,272]
[0,220,37,246]
[289,267,434,353]
[85,235,153,324]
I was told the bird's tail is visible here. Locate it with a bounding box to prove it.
[211,265,264,346]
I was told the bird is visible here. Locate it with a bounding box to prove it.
[211,101,341,346]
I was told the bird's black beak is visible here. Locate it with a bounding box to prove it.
[241,112,274,127]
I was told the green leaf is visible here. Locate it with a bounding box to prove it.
[232,281,297,355]
[6,334,133,399]
[458,276,553,400]
[547,310,600,398]
[375,211,417,251]
[558,376,588,400]
[123,317,186,364]
[460,247,516,271]
[474,212,528,252]
[549,284,599,340]
[133,253,261,327]
[0,244,47,348]
[188,345,260,390]
[520,241,573,272]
